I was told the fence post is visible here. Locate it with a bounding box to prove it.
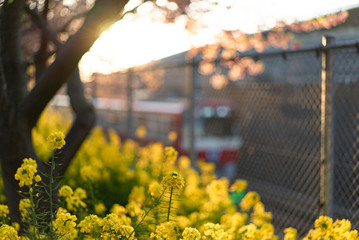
[127,68,134,139]
[189,59,200,167]
[352,113,359,227]
[320,35,335,217]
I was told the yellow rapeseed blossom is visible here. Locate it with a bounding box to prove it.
[95,202,107,215]
[161,171,185,190]
[58,185,73,198]
[80,165,100,182]
[0,204,9,218]
[284,227,297,240]
[168,131,178,142]
[47,131,66,150]
[150,221,178,240]
[333,218,351,233]
[53,211,77,239]
[78,214,102,235]
[110,204,127,216]
[221,212,248,235]
[164,146,178,164]
[259,223,276,239]
[14,158,38,187]
[59,185,87,211]
[343,229,359,239]
[238,223,259,239]
[314,216,333,233]
[201,223,231,240]
[240,191,260,212]
[65,188,87,211]
[206,178,230,204]
[182,227,201,240]
[0,224,20,240]
[101,213,135,239]
[149,181,163,198]
[178,156,191,170]
[135,125,147,139]
[126,201,145,219]
[251,202,273,226]
[229,179,248,192]
[19,198,31,220]
[128,186,146,205]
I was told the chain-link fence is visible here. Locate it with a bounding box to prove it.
[90,36,359,235]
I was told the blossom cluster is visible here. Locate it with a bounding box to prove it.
[0,109,356,240]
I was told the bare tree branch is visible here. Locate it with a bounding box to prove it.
[26,3,95,176]
[1,0,27,110]
[19,0,129,129]
[25,3,61,82]
[25,5,62,48]
[58,10,89,33]
[53,68,96,176]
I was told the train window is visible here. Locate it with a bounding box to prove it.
[216,106,231,118]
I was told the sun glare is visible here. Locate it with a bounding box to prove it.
[79,17,191,81]
[79,0,359,81]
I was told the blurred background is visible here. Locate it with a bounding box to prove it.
[51,0,359,236]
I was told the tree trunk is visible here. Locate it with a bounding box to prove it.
[0,121,36,224]
[0,0,129,227]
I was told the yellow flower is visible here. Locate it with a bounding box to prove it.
[128,186,146,205]
[182,227,201,240]
[314,216,333,233]
[168,131,178,142]
[101,213,135,239]
[333,219,351,233]
[206,178,230,204]
[201,223,231,239]
[34,175,41,182]
[47,131,66,150]
[284,227,297,240]
[95,202,107,215]
[0,224,20,240]
[178,156,191,170]
[65,188,87,211]
[149,181,163,198]
[343,229,359,239]
[238,224,259,239]
[110,204,127,216]
[14,158,38,187]
[53,211,77,239]
[74,187,87,199]
[58,185,73,198]
[240,191,260,211]
[78,214,102,234]
[164,146,178,164]
[80,165,100,182]
[19,198,31,220]
[161,171,185,190]
[135,125,147,139]
[0,204,9,218]
[126,201,144,219]
[230,179,248,192]
[150,221,178,240]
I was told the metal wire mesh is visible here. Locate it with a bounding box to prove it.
[198,52,322,235]
[92,39,359,235]
[332,47,359,226]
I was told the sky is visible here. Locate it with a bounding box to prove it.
[79,0,359,80]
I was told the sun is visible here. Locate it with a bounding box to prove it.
[79,16,191,81]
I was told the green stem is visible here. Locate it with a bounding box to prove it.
[87,179,96,211]
[29,188,38,240]
[166,187,173,222]
[128,188,167,239]
[48,155,55,239]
